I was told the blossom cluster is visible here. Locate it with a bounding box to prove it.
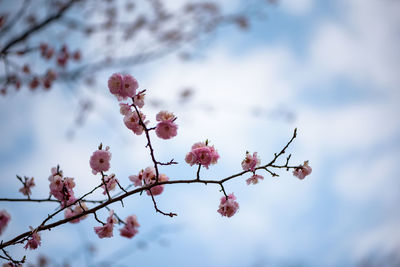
[217,193,239,217]
[24,227,41,250]
[48,167,76,207]
[185,141,220,169]
[94,210,140,239]
[64,202,88,224]
[129,166,169,196]
[0,73,313,263]
[109,73,179,140]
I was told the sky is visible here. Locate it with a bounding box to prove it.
[1,0,400,266]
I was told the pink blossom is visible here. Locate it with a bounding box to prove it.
[89,147,112,175]
[246,174,264,185]
[293,160,312,180]
[108,73,123,95]
[24,227,41,250]
[0,210,11,235]
[155,111,178,140]
[119,103,131,115]
[120,215,140,238]
[64,203,88,223]
[101,173,118,195]
[129,172,143,187]
[94,210,116,239]
[19,177,35,196]
[120,74,138,99]
[185,141,219,169]
[48,168,76,207]
[156,120,178,139]
[146,173,169,196]
[217,193,239,218]
[184,151,196,165]
[130,167,169,195]
[241,152,260,172]
[156,110,175,122]
[133,92,145,108]
[123,110,146,135]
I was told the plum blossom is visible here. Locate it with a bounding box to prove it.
[101,173,118,195]
[108,73,138,101]
[94,210,116,239]
[108,73,123,95]
[48,167,76,207]
[89,146,112,175]
[120,215,140,238]
[293,161,312,180]
[147,173,169,196]
[133,91,145,108]
[123,110,146,135]
[185,141,219,169]
[129,167,169,196]
[0,210,11,235]
[64,203,88,223]
[217,193,239,217]
[119,103,131,115]
[246,174,264,185]
[156,120,178,139]
[241,152,260,172]
[19,177,35,196]
[155,111,178,140]
[156,111,175,121]
[24,227,41,250]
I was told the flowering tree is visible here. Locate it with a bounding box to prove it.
[0,72,311,266]
[0,0,271,94]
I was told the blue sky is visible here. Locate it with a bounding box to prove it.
[1,0,400,266]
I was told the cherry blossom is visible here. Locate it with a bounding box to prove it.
[185,141,219,168]
[119,103,131,115]
[64,203,88,223]
[155,111,178,140]
[108,73,138,101]
[24,227,41,250]
[217,193,239,217]
[246,174,264,185]
[129,167,169,196]
[241,151,260,172]
[123,110,146,135]
[89,147,112,175]
[0,210,11,235]
[18,177,35,196]
[293,161,312,180]
[94,210,116,239]
[133,92,145,108]
[101,174,118,195]
[48,168,76,207]
[120,215,140,238]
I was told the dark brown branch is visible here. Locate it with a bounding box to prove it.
[148,189,177,218]
[0,197,102,204]
[0,128,299,250]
